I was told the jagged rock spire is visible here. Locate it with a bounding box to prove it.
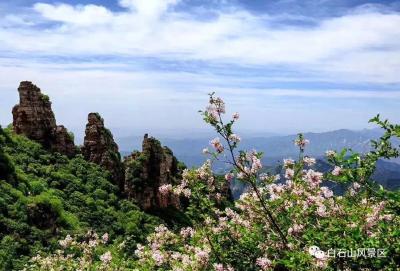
[12,81,76,157]
[124,135,182,210]
[82,113,125,191]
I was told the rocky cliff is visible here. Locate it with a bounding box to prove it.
[11,81,186,211]
[124,134,183,210]
[12,81,76,157]
[82,113,125,191]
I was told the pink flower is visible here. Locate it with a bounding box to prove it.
[259,173,269,181]
[58,235,73,248]
[288,224,304,235]
[102,233,109,243]
[195,248,210,265]
[316,205,327,217]
[303,156,316,166]
[225,173,234,182]
[256,257,272,270]
[159,184,172,195]
[331,166,342,176]
[381,214,393,221]
[89,239,98,247]
[210,137,224,153]
[211,97,226,113]
[152,250,165,266]
[325,150,336,157]
[182,188,192,198]
[134,244,145,257]
[232,112,240,120]
[304,169,323,187]
[353,182,361,190]
[206,96,225,119]
[268,184,285,200]
[228,133,241,144]
[206,105,219,121]
[180,227,195,238]
[155,224,169,233]
[237,172,245,180]
[198,160,212,180]
[285,168,294,179]
[320,187,333,198]
[316,258,328,268]
[251,156,262,173]
[294,138,309,148]
[213,264,234,271]
[283,158,295,168]
[261,174,280,182]
[100,251,112,264]
[349,182,361,196]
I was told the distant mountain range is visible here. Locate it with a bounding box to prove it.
[118,127,399,166]
[118,128,400,192]
[229,158,400,199]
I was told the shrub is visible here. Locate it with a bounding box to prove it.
[134,94,400,270]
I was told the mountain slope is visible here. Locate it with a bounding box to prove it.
[0,126,159,270]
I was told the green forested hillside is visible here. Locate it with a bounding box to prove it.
[0,125,159,270]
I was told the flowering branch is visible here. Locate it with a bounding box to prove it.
[202,93,288,245]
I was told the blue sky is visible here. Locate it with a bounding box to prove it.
[0,0,399,140]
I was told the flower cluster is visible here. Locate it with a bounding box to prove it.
[135,224,214,270]
[294,135,310,150]
[25,232,115,271]
[159,183,173,195]
[205,95,226,123]
[210,137,224,153]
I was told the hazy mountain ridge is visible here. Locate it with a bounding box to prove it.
[120,128,400,195]
[230,158,400,199]
[119,128,388,167]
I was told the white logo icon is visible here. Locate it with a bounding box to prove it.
[308,246,325,259]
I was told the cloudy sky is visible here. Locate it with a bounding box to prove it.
[0,0,399,140]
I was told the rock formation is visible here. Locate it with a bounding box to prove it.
[11,81,191,211]
[82,113,125,191]
[12,81,76,157]
[51,125,76,158]
[124,134,183,210]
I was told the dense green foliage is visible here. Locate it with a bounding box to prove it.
[0,126,16,184]
[0,126,159,270]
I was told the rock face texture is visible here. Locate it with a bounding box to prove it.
[124,134,182,210]
[51,125,76,158]
[12,81,76,157]
[82,113,125,191]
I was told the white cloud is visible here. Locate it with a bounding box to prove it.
[0,1,399,83]
[1,0,400,135]
[214,87,400,99]
[33,3,113,26]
